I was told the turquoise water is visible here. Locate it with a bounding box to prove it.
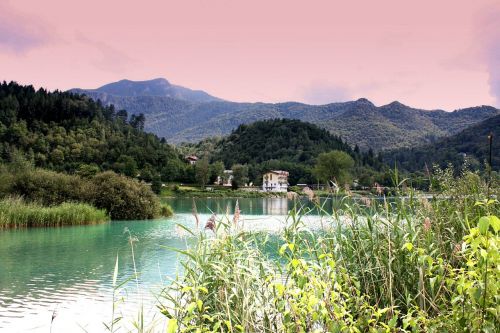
[0,197,337,332]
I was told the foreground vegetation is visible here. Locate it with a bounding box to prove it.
[0,197,108,229]
[161,168,499,332]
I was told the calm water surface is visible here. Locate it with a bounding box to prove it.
[0,197,340,332]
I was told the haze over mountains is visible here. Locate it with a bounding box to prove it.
[71,78,500,151]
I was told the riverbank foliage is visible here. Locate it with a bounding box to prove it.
[0,197,108,228]
[161,185,286,198]
[0,164,166,220]
[161,168,499,332]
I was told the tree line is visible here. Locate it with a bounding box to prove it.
[0,81,193,185]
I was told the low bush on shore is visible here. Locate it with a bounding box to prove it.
[160,203,174,217]
[91,171,161,220]
[1,165,166,220]
[0,197,109,229]
[161,167,499,332]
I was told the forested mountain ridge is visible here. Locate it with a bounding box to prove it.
[211,119,354,167]
[0,81,187,181]
[187,119,387,186]
[72,79,499,151]
[384,114,500,172]
[73,79,500,150]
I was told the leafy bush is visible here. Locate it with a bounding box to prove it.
[161,203,174,217]
[9,168,92,205]
[1,166,164,220]
[91,171,160,220]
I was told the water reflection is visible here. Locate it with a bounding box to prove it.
[163,196,347,215]
[0,197,347,332]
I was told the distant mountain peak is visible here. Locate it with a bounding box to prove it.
[111,77,171,86]
[385,101,407,108]
[72,78,220,103]
[354,98,374,106]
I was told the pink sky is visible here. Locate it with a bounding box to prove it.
[0,0,498,109]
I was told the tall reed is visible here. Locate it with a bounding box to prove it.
[0,197,109,229]
[161,168,499,332]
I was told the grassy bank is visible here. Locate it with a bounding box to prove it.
[160,168,499,332]
[161,185,287,198]
[0,198,109,229]
[1,165,167,220]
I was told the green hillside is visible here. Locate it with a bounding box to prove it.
[384,114,500,172]
[197,119,387,186]
[212,119,352,166]
[0,81,185,181]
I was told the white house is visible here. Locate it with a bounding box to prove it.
[262,170,289,192]
[215,170,234,186]
[186,155,198,165]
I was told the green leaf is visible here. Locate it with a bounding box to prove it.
[197,299,203,312]
[279,244,288,255]
[197,286,209,294]
[186,302,197,314]
[429,276,437,294]
[274,283,285,296]
[166,318,178,333]
[488,215,499,233]
[478,216,490,235]
[402,242,413,251]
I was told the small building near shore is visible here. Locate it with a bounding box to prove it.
[262,170,289,192]
[215,170,234,186]
[186,155,198,165]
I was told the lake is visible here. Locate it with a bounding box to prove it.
[0,197,341,332]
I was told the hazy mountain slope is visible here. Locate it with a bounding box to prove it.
[71,78,220,103]
[384,114,500,172]
[72,79,499,150]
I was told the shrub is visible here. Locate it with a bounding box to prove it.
[160,203,174,217]
[9,168,92,205]
[1,166,163,221]
[90,171,160,220]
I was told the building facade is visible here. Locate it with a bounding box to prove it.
[262,170,289,192]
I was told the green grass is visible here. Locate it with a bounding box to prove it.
[161,185,286,198]
[0,197,109,229]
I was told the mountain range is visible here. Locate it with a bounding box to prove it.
[71,78,499,150]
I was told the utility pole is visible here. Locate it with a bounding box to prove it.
[487,132,493,197]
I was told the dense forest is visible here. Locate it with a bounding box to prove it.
[384,114,499,173]
[184,119,389,186]
[0,81,189,182]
